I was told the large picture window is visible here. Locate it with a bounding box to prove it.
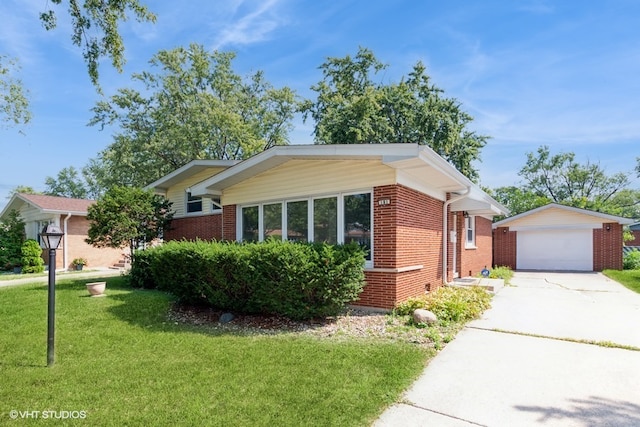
[239,191,372,263]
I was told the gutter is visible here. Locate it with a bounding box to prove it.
[63,213,72,270]
[442,187,471,285]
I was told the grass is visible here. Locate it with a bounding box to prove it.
[0,276,430,426]
[603,269,640,294]
[0,269,95,281]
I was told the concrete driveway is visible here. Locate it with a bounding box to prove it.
[374,272,640,427]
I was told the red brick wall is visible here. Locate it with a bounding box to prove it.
[165,214,223,242]
[48,216,124,270]
[594,223,623,270]
[459,216,493,277]
[357,184,445,309]
[222,205,236,241]
[492,226,517,270]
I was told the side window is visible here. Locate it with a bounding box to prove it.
[263,203,282,240]
[211,196,222,213]
[186,192,202,213]
[344,193,371,261]
[286,200,308,242]
[465,216,475,247]
[242,206,259,242]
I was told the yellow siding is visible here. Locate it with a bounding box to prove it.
[167,167,227,217]
[508,207,607,228]
[223,159,397,205]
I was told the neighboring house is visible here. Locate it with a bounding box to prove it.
[147,144,508,309]
[0,193,125,270]
[493,203,633,271]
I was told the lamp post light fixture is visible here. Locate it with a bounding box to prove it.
[40,224,64,367]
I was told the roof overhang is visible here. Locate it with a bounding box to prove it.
[189,144,509,217]
[145,159,241,192]
[492,203,635,229]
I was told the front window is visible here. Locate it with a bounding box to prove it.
[344,193,371,260]
[465,216,475,248]
[239,192,372,263]
[186,192,202,213]
[286,200,308,242]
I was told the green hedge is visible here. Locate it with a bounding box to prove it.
[129,239,366,320]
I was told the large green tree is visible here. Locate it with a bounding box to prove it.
[494,145,639,218]
[1,0,154,127]
[0,210,26,270]
[88,44,297,189]
[0,56,30,127]
[86,186,173,256]
[300,47,487,181]
[44,166,91,199]
[39,0,156,89]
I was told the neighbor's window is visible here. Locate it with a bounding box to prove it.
[286,200,308,242]
[242,206,259,242]
[313,197,337,244]
[465,216,475,248]
[186,192,203,213]
[211,196,222,213]
[344,193,371,261]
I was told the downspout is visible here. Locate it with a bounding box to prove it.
[443,187,470,285]
[63,213,72,271]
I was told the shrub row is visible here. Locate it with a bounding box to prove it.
[624,249,640,270]
[129,239,366,320]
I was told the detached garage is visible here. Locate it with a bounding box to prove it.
[493,203,633,271]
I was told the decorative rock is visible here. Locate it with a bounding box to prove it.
[219,312,235,324]
[413,309,437,325]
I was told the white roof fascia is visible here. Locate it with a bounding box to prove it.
[492,203,634,229]
[145,159,240,192]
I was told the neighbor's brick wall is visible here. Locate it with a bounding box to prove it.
[164,214,223,242]
[356,184,444,309]
[459,216,493,277]
[593,223,623,270]
[48,216,124,270]
[492,226,517,270]
[222,205,237,241]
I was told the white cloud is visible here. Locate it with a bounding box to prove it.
[211,0,285,49]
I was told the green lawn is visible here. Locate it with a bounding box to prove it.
[603,269,640,294]
[0,276,430,426]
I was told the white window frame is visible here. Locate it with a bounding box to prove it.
[465,215,476,248]
[211,196,222,214]
[185,191,203,215]
[237,190,373,267]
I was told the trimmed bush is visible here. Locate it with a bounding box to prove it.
[489,265,513,284]
[395,286,492,323]
[623,249,640,270]
[20,239,45,274]
[129,239,366,320]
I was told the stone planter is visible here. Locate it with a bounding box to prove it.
[86,281,107,297]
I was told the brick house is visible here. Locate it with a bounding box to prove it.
[0,193,125,270]
[147,144,508,309]
[493,203,633,271]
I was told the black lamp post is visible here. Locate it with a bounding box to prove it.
[40,224,64,367]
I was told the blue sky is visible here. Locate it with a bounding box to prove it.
[1,0,639,211]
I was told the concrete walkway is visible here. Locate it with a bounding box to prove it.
[374,272,640,427]
[0,268,124,288]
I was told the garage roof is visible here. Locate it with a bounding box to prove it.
[493,203,634,230]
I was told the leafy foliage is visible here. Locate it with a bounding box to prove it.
[395,286,492,323]
[129,239,366,320]
[86,186,173,255]
[623,249,640,270]
[20,239,44,274]
[44,166,94,199]
[0,55,30,128]
[487,266,514,284]
[0,210,26,270]
[300,47,487,181]
[39,0,156,89]
[87,44,297,189]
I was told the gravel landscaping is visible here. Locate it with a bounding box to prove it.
[168,303,462,349]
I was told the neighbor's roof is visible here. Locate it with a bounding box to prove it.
[0,193,94,218]
[493,203,635,229]
[187,144,509,217]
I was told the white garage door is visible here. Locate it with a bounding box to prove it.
[517,229,593,271]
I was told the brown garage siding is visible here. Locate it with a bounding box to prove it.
[492,226,517,270]
[593,223,623,271]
